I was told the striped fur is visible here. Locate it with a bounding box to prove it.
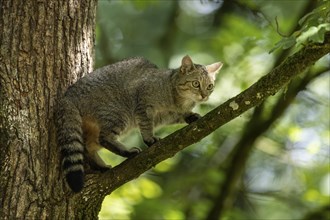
[54,55,222,192]
[55,99,85,192]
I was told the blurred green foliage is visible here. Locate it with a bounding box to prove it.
[95,0,330,219]
[270,0,330,53]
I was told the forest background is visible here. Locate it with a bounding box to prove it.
[94,0,330,219]
[0,0,329,219]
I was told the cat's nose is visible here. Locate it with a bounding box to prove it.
[200,93,208,101]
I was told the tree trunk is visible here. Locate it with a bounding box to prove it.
[0,0,97,219]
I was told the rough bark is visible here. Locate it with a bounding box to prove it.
[0,0,96,219]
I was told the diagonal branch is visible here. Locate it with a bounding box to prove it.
[76,34,330,216]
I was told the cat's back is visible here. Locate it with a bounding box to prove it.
[66,57,158,93]
[113,57,158,72]
[63,57,160,110]
[96,57,158,79]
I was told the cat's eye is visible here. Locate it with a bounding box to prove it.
[192,81,200,88]
[207,84,214,90]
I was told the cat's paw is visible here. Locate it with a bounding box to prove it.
[184,113,201,124]
[87,151,112,172]
[127,147,142,158]
[144,136,160,147]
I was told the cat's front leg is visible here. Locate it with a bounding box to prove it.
[184,112,202,124]
[139,120,160,147]
[136,105,160,147]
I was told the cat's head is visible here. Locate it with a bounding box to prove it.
[176,55,222,102]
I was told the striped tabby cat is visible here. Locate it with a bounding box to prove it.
[55,55,222,192]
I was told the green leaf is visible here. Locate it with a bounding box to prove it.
[297,23,330,45]
[269,36,296,53]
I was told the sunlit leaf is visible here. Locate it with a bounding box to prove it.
[154,157,178,173]
[297,23,330,45]
[139,178,163,199]
[163,209,185,220]
[288,126,302,142]
[303,189,321,202]
[306,141,321,154]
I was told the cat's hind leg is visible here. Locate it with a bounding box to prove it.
[82,116,112,170]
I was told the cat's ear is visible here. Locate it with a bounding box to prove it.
[180,55,195,74]
[206,62,223,80]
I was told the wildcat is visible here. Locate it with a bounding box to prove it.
[55,55,222,192]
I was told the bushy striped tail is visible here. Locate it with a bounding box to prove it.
[55,98,85,192]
